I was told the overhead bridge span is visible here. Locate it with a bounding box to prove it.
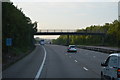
[34,29,106,35]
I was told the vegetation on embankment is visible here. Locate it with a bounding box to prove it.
[52,20,120,47]
[2,2,37,69]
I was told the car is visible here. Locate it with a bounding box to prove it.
[40,40,45,45]
[101,53,120,80]
[67,45,77,52]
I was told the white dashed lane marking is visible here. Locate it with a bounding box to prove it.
[83,67,88,71]
[75,60,78,63]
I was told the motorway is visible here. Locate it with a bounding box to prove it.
[2,44,109,79]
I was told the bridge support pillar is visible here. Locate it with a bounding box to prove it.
[67,35,70,46]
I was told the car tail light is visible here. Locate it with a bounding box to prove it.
[117,68,120,78]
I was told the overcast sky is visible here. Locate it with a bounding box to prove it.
[11,0,119,39]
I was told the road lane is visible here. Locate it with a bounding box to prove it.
[66,47,109,76]
[41,45,95,78]
[2,44,109,79]
[3,45,45,78]
[40,44,108,78]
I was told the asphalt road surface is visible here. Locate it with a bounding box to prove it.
[2,44,109,79]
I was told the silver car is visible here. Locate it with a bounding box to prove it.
[101,53,120,80]
[67,45,77,52]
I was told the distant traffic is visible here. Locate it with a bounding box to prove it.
[39,40,45,45]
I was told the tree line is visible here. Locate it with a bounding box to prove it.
[52,20,120,47]
[2,2,37,60]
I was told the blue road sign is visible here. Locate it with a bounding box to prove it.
[6,38,12,46]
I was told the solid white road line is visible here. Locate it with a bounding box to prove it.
[83,67,88,71]
[34,46,47,80]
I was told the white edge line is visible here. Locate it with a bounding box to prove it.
[34,46,47,80]
[83,67,88,71]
